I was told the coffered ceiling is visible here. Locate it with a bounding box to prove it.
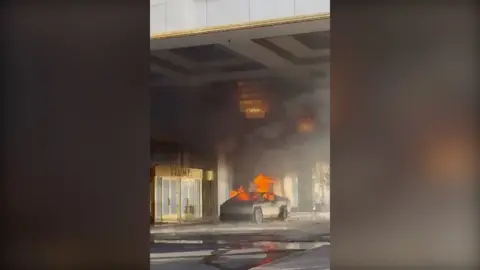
[150,18,330,88]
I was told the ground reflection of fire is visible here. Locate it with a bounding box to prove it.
[229,174,277,201]
[260,242,277,251]
[259,257,273,265]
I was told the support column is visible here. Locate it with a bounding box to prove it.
[297,164,314,212]
[215,138,235,216]
[294,142,315,212]
[216,149,229,216]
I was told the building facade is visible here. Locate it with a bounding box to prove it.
[151,0,330,35]
[150,141,216,223]
[150,0,330,217]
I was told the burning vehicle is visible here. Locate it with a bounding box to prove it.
[219,174,291,223]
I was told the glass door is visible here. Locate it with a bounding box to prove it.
[188,179,201,219]
[181,180,191,220]
[180,179,202,220]
[161,178,180,221]
[195,179,202,219]
[155,177,162,221]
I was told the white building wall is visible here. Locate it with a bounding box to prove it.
[151,0,330,34]
[216,138,236,215]
[216,148,230,215]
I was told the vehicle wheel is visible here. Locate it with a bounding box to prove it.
[252,208,263,224]
[278,206,288,221]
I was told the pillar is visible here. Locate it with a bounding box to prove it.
[216,148,229,216]
[297,164,314,212]
[215,138,235,216]
[291,140,315,212]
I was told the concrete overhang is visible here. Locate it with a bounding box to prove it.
[150,14,330,88]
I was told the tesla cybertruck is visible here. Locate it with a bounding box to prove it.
[219,192,290,223]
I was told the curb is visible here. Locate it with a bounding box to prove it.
[287,212,330,221]
[151,224,290,234]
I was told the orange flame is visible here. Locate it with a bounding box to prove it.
[229,174,277,201]
[229,189,238,198]
[236,191,250,201]
[229,186,248,200]
[253,174,276,193]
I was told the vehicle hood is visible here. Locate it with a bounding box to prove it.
[221,199,256,208]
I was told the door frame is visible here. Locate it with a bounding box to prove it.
[161,177,181,221]
[180,177,203,220]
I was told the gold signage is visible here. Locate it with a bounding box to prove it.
[239,99,264,112]
[170,167,191,177]
[154,165,203,179]
[238,81,269,119]
[244,107,266,119]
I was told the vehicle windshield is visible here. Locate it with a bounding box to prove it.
[232,192,262,201]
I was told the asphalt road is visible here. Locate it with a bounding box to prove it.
[150,220,330,270]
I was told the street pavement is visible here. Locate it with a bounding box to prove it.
[150,212,330,234]
[251,244,330,270]
[150,219,329,270]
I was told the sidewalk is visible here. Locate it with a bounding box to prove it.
[150,212,329,234]
[151,212,329,226]
[150,216,216,228]
[289,211,330,221]
[251,243,330,270]
[151,221,289,234]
